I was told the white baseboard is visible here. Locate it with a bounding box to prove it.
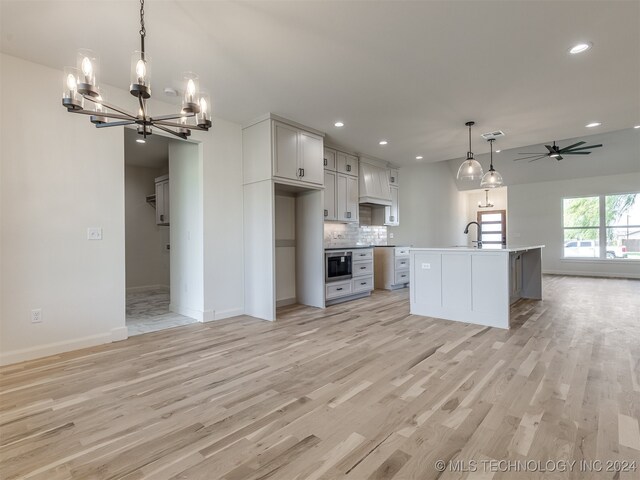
[126,284,170,294]
[0,326,129,367]
[169,303,203,321]
[276,297,297,308]
[214,307,245,321]
[543,269,640,279]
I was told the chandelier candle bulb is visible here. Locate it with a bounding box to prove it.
[90,90,107,124]
[75,49,99,97]
[196,93,212,128]
[182,72,201,113]
[62,66,83,110]
[130,51,151,98]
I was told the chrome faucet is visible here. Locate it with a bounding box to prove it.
[464,221,482,247]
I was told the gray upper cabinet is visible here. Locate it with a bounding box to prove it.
[386,185,399,226]
[337,152,359,177]
[272,120,323,186]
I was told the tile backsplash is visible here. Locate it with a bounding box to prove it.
[324,223,388,248]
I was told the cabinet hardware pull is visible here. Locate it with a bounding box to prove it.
[360,266,366,270]
[160,214,164,222]
[324,158,328,166]
[391,176,395,182]
[346,212,351,219]
[337,287,343,291]
[346,164,351,172]
[389,216,395,222]
[361,282,366,285]
[324,209,328,217]
[301,168,305,177]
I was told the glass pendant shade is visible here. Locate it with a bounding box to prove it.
[196,93,212,128]
[90,89,107,124]
[182,72,200,113]
[76,49,99,96]
[457,158,484,181]
[62,66,83,110]
[481,168,504,188]
[130,51,151,98]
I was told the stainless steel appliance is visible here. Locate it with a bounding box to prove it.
[325,251,352,282]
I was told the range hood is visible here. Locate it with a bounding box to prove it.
[359,162,392,206]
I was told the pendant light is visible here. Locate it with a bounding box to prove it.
[478,189,494,208]
[480,138,504,188]
[61,0,211,140]
[456,121,483,180]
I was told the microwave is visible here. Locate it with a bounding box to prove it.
[325,251,352,282]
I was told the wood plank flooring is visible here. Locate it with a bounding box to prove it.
[1,275,639,479]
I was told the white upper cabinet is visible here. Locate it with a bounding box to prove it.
[323,147,337,171]
[389,168,399,186]
[299,131,324,185]
[324,170,337,221]
[336,173,358,223]
[273,122,299,180]
[269,119,324,187]
[386,186,399,226]
[155,174,170,226]
[337,152,358,177]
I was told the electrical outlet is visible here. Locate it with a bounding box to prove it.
[87,227,103,240]
[421,263,431,270]
[31,308,42,323]
[389,232,394,239]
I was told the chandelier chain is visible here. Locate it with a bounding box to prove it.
[139,0,146,38]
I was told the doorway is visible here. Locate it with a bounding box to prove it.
[477,210,507,248]
[124,129,198,335]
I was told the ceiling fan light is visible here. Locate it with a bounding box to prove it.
[569,43,591,54]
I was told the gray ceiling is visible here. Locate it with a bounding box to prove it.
[2,1,638,166]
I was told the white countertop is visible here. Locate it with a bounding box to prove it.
[410,245,545,253]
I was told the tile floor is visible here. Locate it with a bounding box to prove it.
[126,287,197,336]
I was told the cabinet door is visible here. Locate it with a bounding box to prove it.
[162,181,170,224]
[346,174,359,223]
[337,152,358,176]
[324,170,337,221]
[385,186,399,225]
[388,168,399,185]
[323,147,337,171]
[299,131,324,185]
[336,173,348,222]
[273,121,299,181]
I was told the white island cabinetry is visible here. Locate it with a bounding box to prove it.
[409,246,544,329]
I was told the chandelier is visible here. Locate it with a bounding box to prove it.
[61,0,211,142]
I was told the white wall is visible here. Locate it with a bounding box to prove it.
[0,54,245,364]
[390,161,467,248]
[125,165,170,290]
[275,193,296,304]
[202,117,245,321]
[508,172,640,278]
[0,54,127,364]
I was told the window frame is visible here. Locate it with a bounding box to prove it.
[561,192,640,261]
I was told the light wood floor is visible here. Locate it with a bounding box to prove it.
[1,275,639,479]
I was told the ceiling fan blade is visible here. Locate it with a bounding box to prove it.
[527,156,547,163]
[514,154,547,161]
[563,151,591,155]
[555,155,563,161]
[563,144,603,152]
[559,141,586,151]
[545,145,556,154]
[518,152,545,155]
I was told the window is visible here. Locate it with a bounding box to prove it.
[562,193,640,260]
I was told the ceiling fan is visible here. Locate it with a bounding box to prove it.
[514,140,603,162]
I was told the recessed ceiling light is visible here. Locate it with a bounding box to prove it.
[136,138,146,144]
[334,121,344,127]
[379,140,388,145]
[569,43,591,54]
[634,125,640,129]
[415,156,423,160]
[164,87,178,97]
[585,122,602,128]
[495,149,501,153]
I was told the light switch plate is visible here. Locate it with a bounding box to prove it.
[87,227,102,240]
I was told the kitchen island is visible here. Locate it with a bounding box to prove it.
[409,245,544,329]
